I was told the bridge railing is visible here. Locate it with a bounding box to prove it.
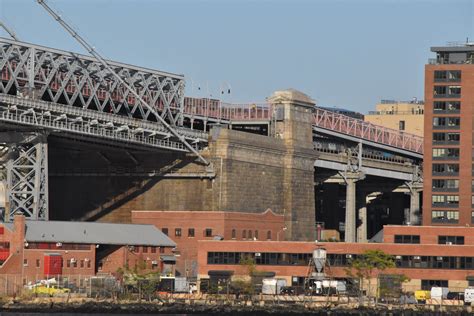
[313,107,424,154]
[183,97,271,122]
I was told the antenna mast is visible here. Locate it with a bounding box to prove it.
[37,0,209,165]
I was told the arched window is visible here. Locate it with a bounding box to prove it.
[267,230,272,240]
[255,230,259,240]
[248,230,253,239]
[242,230,247,239]
[231,229,236,239]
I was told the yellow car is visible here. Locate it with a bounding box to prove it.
[33,285,70,296]
[414,290,431,303]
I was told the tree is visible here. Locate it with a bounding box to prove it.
[344,249,396,305]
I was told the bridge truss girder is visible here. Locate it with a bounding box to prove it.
[5,141,48,221]
[0,93,208,152]
[0,37,185,126]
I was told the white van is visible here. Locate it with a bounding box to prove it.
[464,287,474,304]
[261,278,287,295]
[431,286,449,300]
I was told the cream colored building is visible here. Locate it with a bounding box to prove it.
[364,100,424,136]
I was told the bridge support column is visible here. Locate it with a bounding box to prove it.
[4,136,49,222]
[357,191,368,243]
[408,184,422,225]
[342,171,364,243]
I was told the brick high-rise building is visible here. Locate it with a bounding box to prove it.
[424,42,474,226]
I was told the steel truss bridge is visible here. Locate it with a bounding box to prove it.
[0,37,424,222]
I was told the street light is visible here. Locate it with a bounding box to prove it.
[277,226,287,241]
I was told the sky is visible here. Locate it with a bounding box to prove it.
[0,0,473,113]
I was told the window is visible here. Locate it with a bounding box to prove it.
[188,228,195,237]
[433,133,445,142]
[394,235,420,244]
[448,70,462,81]
[447,133,460,142]
[432,179,459,190]
[438,236,464,245]
[399,120,405,131]
[204,228,213,237]
[231,229,236,239]
[433,117,460,128]
[23,259,28,266]
[80,260,84,268]
[432,195,459,206]
[432,164,459,175]
[142,246,148,253]
[162,228,168,236]
[433,117,446,127]
[255,230,259,240]
[87,260,91,268]
[449,86,461,96]
[432,148,459,159]
[36,259,40,268]
[434,70,447,81]
[432,210,459,224]
[267,230,272,240]
[434,86,461,97]
[448,117,460,127]
[242,230,247,239]
[421,280,448,290]
[175,228,182,237]
[67,260,70,268]
[151,246,157,253]
[434,70,461,82]
[434,101,461,112]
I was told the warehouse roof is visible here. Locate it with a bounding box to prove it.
[5,220,176,247]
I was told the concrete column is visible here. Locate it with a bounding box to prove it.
[342,171,364,243]
[357,192,367,243]
[409,189,421,225]
[345,178,357,243]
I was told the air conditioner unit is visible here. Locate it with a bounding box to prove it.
[56,242,62,247]
[70,258,76,263]
[446,242,453,245]
[255,253,261,257]
[414,256,421,260]
[395,255,402,260]
[436,256,443,261]
[84,258,90,262]
[346,254,352,259]
[151,260,158,265]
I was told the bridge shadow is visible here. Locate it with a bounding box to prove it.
[48,136,207,223]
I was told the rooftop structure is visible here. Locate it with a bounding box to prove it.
[429,41,474,64]
[4,219,176,247]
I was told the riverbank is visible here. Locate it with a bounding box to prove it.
[0,296,473,315]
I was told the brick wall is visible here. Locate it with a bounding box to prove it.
[132,209,285,276]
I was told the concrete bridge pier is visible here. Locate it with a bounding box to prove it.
[357,191,368,243]
[341,171,365,242]
[407,182,423,225]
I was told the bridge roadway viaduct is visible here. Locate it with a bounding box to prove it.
[0,37,423,242]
